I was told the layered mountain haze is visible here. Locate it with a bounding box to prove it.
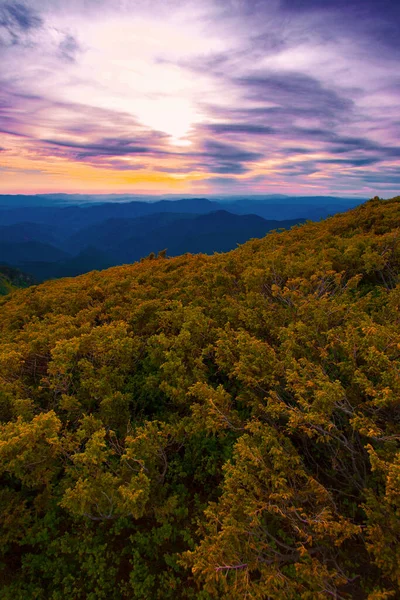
[0,195,326,280]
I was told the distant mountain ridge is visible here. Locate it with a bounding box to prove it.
[0,193,366,208]
[0,199,309,281]
[0,194,366,282]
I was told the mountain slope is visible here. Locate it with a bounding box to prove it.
[64,212,197,253]
[111,211,304,262]
[0,222,62,246]
[0,240,69,265]
[0,196,399,599]
[0,265,36,295]
[16,246,113,282]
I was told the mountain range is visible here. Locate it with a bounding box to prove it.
[0,195,365,282]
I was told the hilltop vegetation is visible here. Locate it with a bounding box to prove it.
[0,197,399,599]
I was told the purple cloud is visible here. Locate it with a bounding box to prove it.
[0,0,398,195]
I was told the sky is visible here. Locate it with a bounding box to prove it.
[0,0,399,196]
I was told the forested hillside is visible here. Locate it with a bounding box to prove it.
[0,196,399,599]
[0,266,35,296]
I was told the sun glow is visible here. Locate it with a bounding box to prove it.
[131,97,198,143]
[41,13,223,143]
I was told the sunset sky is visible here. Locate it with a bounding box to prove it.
[0,0,399,196]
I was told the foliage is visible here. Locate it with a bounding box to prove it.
[0,196,399,598]
[0,265,35,296]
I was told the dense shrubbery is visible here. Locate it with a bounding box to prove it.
[0,197,399,599]
[0,266,35,296]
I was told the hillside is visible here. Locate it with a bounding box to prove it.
[0,241,68,266]
[106,211,304,263]
[0,265,36,296]
[64,212,196,253]
[0,222,62,246]
[0,197,399,599]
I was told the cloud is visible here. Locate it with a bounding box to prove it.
[0,0,399,195]
[317,157,381,167]
[184,139,263,175]
[0,2,42,31]
[58,34,80,62]
[281,147,314,155]
[275,0,400,63]
[278,162,318,176]
[200,139,263,162]
[201,176,240,186]
[203,123,275,136]
[0,2,42,45]
[239,71,350,107]
[43,137,152,158]
[357,171,400,185]
[208,162,249,174]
